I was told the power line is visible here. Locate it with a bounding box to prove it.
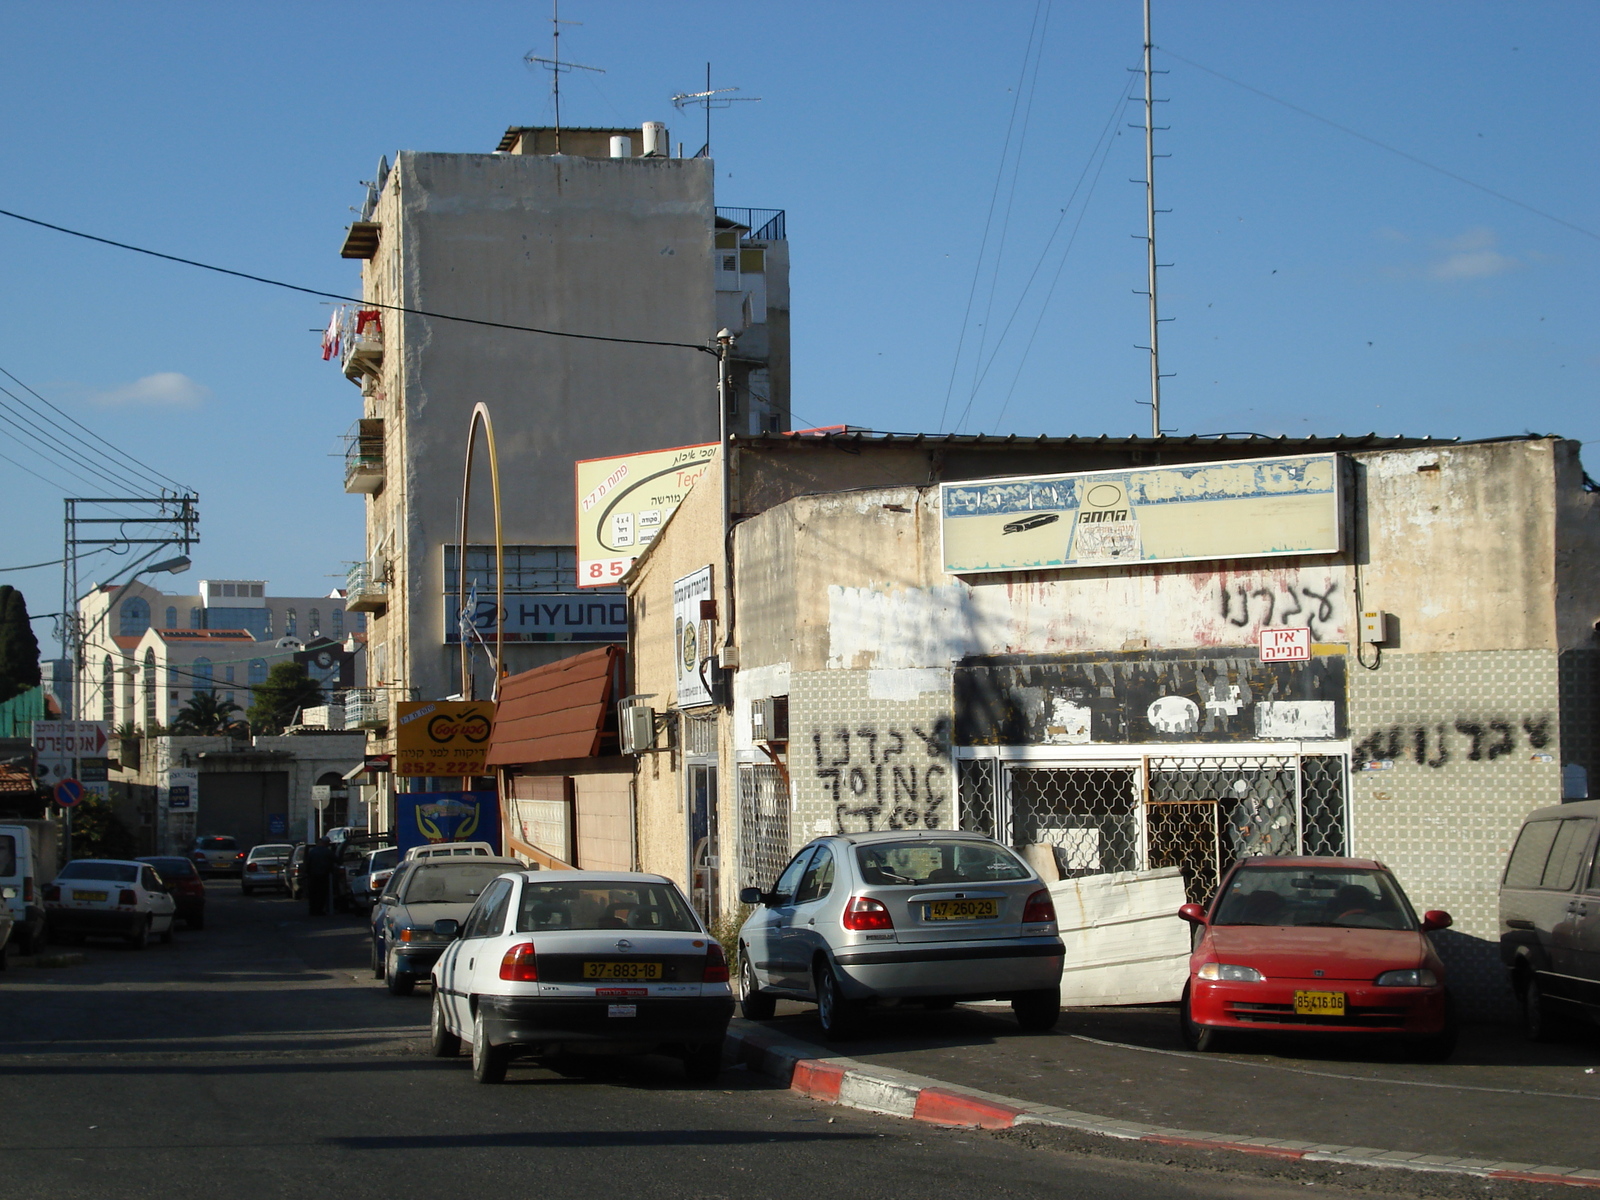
[0,378,160,493]
[0,448,71,493]
[0,383,152,494]
[0,364,190,494]
[1159,48,1600,244]
[0,207,721,354]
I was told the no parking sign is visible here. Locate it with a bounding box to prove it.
[53,778,84,808]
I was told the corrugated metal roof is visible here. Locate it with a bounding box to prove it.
[733,430,1459,450]
[486,645,622,766]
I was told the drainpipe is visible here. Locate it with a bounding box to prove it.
[716,328,738,692]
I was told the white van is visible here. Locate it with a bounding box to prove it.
[0,821,55,954]
[402,841,497,862]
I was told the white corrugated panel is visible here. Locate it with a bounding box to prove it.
[1049,867,1190,1006]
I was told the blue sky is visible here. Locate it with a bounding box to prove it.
[1,1,1594,642]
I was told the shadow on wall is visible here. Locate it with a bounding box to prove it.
[1434,928,1518,1022]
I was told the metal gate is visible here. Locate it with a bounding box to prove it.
[960,752,1348,903]
[737,763,790,891]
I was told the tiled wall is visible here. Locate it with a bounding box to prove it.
[787,668,954,844]
[1347,648,1564,1017]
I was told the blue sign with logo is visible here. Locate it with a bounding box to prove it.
[267,813,287,836]
[395,791,500,856]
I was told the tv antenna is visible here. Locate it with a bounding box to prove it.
[1130,0,1173,437]
[524,0,604,154]
[671,64,761,159]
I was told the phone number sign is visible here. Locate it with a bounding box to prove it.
[394,701,495,777]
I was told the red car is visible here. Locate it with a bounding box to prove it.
[137,856,207,930]
[1178,857,1455,1060]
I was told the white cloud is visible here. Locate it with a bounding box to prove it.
[89,372,211,408]
[1427,227,1520,280]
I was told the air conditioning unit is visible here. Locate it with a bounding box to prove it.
[751,695,789,743]
[620,705,656,755]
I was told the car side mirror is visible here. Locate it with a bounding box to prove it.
[1177,902,1208,925]
[738,887,764,906]
[1421,910,1452,932]
[432,919,461,939]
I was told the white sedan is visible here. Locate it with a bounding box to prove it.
[429,870,735,1084]
[45,859,178,947]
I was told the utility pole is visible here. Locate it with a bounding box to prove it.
[1142,0,1163,438]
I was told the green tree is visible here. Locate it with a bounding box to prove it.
[170,692,244,736]
[0,585,41,704]
[68,794,135,858]
[247,662,324,734]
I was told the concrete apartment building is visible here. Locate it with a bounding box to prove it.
[331,122,788,830]
[76,577,362,731]
[611,431,1599,1016]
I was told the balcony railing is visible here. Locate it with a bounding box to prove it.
[346,560,389,614]
[341,309,384,382]
[715,207,785,242]
[345,689,388,731]
[343,418,385,494]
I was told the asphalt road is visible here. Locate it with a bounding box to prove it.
[0,881,1582,1200]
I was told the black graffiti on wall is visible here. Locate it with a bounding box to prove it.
[1220,580,1341,640]
[1353,717,1552,768]
[811,718,951,833]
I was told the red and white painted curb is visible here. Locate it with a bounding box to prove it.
[726,1021,1600,1189]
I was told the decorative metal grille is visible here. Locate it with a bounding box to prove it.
[684,713,718,759]
[958,757,999,836]
[1298,755,1349,858]
[1146,800,1222,902]
[737,763,790,890]
[1007,767,1141,880]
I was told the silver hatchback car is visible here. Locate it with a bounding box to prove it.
[736,830,1064,1038]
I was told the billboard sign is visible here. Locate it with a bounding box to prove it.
[395,791,501,856]
[940,454,1341,576]
[673,566,715,709]
[394,701,495,777]
[445,594,627,644]
[32,720,109,790]
[575,442,717,587]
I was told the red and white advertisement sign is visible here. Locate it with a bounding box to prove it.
[1258,626,1312,662]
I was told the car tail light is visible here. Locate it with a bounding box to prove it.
[23,878,33,902]
[842,896,894,931]
[246,862,261,873]
[703,941,729,983]
[1022,889,1056,924]
[43,884,59,902]
[118,889,138,907]
[235,852,245,861]
[499,942,538,981]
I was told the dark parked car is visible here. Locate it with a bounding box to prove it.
[137,856,206,929]
[371,857,519,995]
[189,835,245,877]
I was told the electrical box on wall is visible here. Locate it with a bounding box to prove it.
[620,705,656,754]
[1361,611,1391,645]
[751,695,789,743]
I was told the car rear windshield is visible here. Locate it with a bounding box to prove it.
[58,862,139,883]
[368,848,400,872]
[854,840,1031,886]
[398,862,510,905]
[250,845,293,859]
[197,837,237,850]
[141,857,196,878]
[1213,866,1418,931]
[517,881,700,933]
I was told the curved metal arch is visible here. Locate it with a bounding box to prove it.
[458,403,505,700]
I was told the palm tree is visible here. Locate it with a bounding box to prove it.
[170,692,244,735]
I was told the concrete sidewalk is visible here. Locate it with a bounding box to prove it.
[732,1001,1600,1184]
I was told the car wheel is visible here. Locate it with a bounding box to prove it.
[681,1043,722,1084]
[815,961,862,1041]
[1523,976,1564,1043]
[739,953,776,1021]
[1180,986,1227,1052]
[0,940,8,971]
[240,886,253,897]
[430,989,460,1057]
[386,958,415,997]
[17,926,39,956]
[471,1007,508,1084]
[1011,988,1061,1033]
[127,917,151,950]
[158,921,174,945]
[187,911,205,931]
[370,940,385,980]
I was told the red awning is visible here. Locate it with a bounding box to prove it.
[485,645,622,766]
